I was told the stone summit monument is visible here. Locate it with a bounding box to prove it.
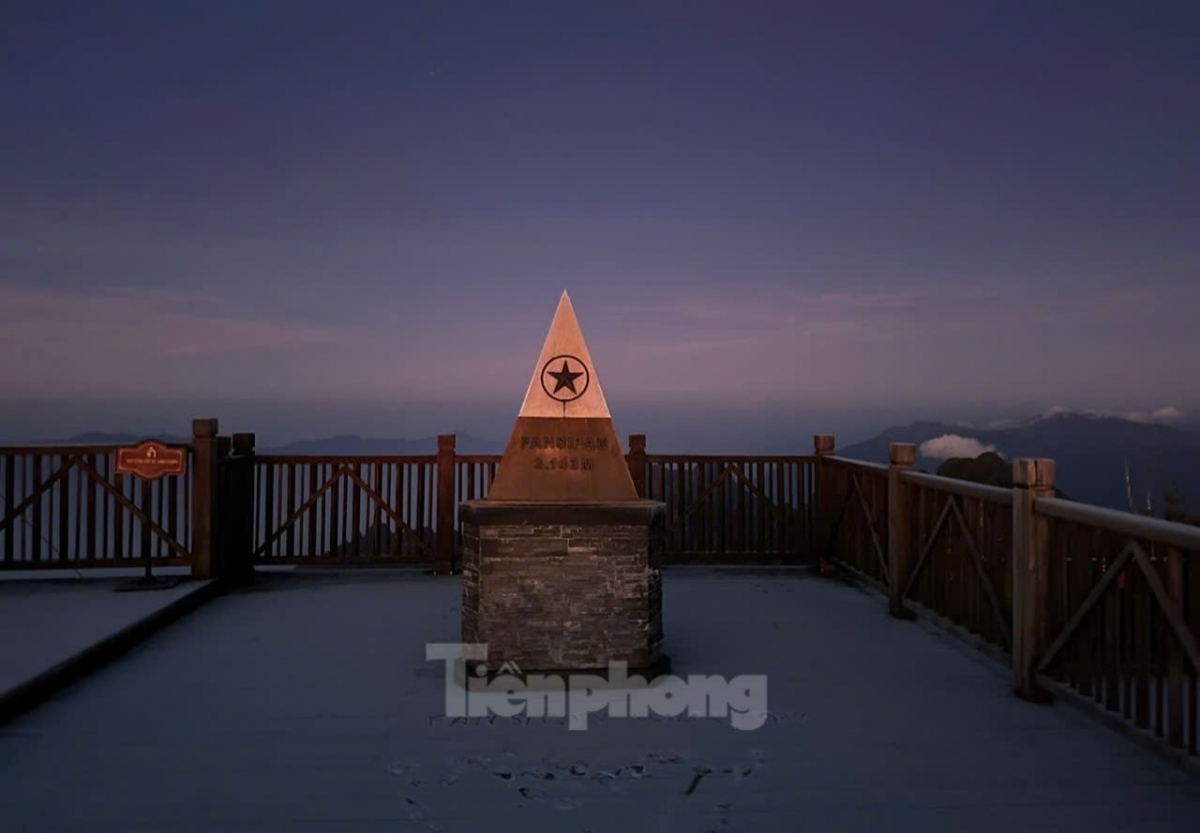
[460,291,667,674]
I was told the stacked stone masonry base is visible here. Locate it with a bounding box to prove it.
[460,501,665,672]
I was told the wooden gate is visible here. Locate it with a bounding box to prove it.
[0,445,194,569]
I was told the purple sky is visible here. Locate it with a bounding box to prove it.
[2,1,1198,447]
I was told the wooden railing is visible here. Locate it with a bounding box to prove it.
[251,455,440,565]
[0,419,226,579]
[816,438,1200,763]
[635,449,816,563]
[819,456,889,585]
[0,426,818,572]
[0,443,196,570]
[897,470,1014,652]
[246,434,818,570]
[1033,499,1200,757]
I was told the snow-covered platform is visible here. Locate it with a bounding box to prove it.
[2,567,1199,831]
[0,570,212,717]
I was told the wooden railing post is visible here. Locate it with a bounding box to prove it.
[190,418,219,580]
[628,434,647,499]
[436,433,456,575]
[1166,546,1185,747]
[888,443,917,619]
[1012,457,1056,702]
[813,435,836,570]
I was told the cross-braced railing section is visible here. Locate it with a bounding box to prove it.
[819,457,889,584]
[817,439,1200,764]
[0,445,195,569]
[252,456,438,564]
[898,472,1013,652]
[1033,499,1200,756]
[640,455,816,563]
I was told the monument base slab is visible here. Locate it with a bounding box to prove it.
[460,500,665,673]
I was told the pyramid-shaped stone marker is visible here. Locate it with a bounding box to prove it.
[487,291,638,501]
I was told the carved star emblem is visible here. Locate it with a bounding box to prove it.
[547,359,584,394]
[539,354,590,403]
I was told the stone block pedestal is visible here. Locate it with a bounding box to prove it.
[460,500,665,672]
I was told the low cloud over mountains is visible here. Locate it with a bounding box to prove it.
[839,408,1199,512]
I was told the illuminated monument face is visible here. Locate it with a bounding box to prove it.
[486,290,638,502]
[459,291,666,674]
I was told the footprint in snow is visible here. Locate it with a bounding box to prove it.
[402,796,429,820]
[735,762,763,781]
[716,802,733,826]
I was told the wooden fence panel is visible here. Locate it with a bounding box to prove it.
[0,445,194,569]
[899,474,1013,651]
[1034,504,1200,756]
[250,450,815,567]
[822,458,890,585]
[642,455,816,563]
[252,456,437,564]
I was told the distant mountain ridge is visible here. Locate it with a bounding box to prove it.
[35,432,503,455]
[265,433,501,455]
[838,411,1200,512]
[38,431,191,445]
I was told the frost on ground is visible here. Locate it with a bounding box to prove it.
[1,569,1199,832]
